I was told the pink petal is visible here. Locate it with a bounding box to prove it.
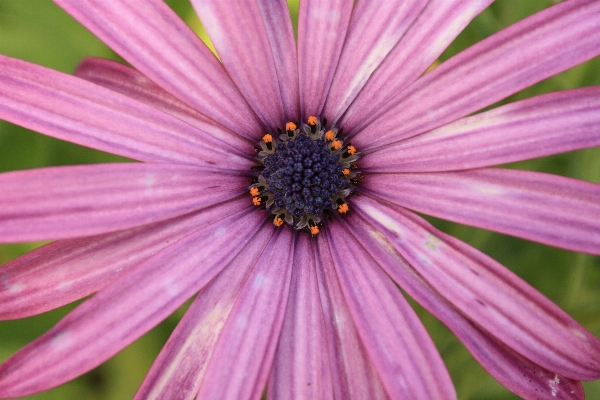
[323,0,428,121]
[340,0,492,129]
[54,0,263,138]
[347,204,585,399]
[255,0,300,122]
[191,0,286,129]
[363,168,600,255]
[326,224,456,399]
[351,0,600,148]
[0,198,248,320]
[354,195,600,380]
[0,163,244,242]
[0,55,252,166]
[362,87,600,172]
[267,234,333,399]
[298,0,352,119]
[315,235,388,399]
[74,57,254,154]
[195,229,295,400]
[135,224,274,400]
[0,207,264,397]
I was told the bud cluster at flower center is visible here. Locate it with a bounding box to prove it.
[249,116,360,234]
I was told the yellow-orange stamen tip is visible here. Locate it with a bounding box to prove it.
[332,140,342,150]
[325,130,335,141]
[252,197,261,206]
[249,187,259,196]
[286,122,297,131]
[338,204,349,214]
[310,225,320,235]
[342,168,350,176]
[307,116,317,125]
[273,218,284,227]
[262,134,273,143]
[347,145,357,155]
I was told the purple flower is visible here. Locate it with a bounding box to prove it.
[1,0,600,398]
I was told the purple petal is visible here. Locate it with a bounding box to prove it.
[0,207,264,397]
[363,168,600,255]
[74,57,254,154]
[363,87,600,172]
[351,0,600,148]
[195,229,295,400]
[191,0,287,129]
[54,0,263,137]
[354,195,600,380]
[326,224,456,399]
[0,56,252,166]
[135,224,274,400]
[0,163,244,242]
[0,198,248,320]
[347,204,585,399]
[298,0,352,119]
[323,0,428,121]
[315,235,388,399]
[267,234,333,399]
[339,0,492,129]
[255,0,300,122]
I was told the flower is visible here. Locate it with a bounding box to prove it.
[1,0,600,398]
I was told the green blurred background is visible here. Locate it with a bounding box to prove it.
[0,0,599,398]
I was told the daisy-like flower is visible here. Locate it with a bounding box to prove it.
[1,0,600,398]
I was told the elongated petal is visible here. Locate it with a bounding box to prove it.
[352,0,600,148]
[192,0,285,130]
[0,56,251,166]
[298,0,352,118]
[0,198,247,320]
[0,163,244,242]
[347,205,585,399]
[0,208,264,397]
[255,0,300,121]
[135,224,273,400]
[315,235,388,400]
[354,195,600,380]
[74,57,254,154]
[54,0,263,137]
[268,234,333,399]
[364,168,600,255]
[363,87,600,172]
[323,0,428,121]
[326,225,456,399]
[340,0,492,129]
[195,229,295,400]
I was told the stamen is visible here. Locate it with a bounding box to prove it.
[249,117,361,234]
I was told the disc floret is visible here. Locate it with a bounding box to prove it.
[249,116,361,233]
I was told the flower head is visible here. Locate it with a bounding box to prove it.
[1,0,600,399]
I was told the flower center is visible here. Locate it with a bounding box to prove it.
[249,116,361,234]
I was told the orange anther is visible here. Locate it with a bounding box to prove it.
[262,134,273,143]
[250,187,259,196]
[338,204,349,214]
[325,130,335,141]
[342,168,350,176]
[307,116,317,125]
[332,140,342,150]
[286,122,297,131]
[310,225,320,235]
[347,145,357,155]
[273,217,283,227]
[252,197,261,206]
